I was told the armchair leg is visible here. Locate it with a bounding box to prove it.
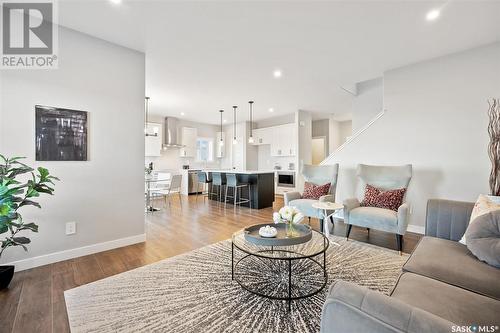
[308,217,311,225]
[396,234,403,255]
[346,224,352,240]
[366,228,370,235]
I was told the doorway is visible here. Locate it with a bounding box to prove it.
[312,136,327,165]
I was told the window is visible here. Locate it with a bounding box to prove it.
[196,137,214,162]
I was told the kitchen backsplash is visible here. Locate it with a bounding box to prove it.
[257,145,296,170]
[145,149,221,171]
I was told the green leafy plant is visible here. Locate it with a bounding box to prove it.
[0,154,59,257]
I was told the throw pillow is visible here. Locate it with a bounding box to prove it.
[464,210,500,268]
[459,194,500,245]
[360,184,406,212]
[302,182,331,200]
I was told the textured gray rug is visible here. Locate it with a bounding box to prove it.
[65,235,408,333]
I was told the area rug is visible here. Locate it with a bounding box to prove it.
[65,235,408,333]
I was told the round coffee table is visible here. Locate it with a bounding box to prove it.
[231,228,329,311]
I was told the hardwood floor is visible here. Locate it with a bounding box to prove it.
[0,195,421,333]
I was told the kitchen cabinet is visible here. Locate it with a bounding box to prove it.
[179,127,197,157]
[215,132,225,158]
[145,122,162,157]
[271,123,296,157]
[252,127,272,145]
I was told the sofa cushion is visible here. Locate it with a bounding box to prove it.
[465,210,500,268]
[391,272,500,326]
[403,236,500,300]
[460,194,500,244]
[289,199,322,219]
[348,207,398,233]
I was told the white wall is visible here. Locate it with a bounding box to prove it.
[325,42,499,232]
[339,120,352,144]
[255,113,295,129]
[352,77,383,132]
[0,27,146,267]
[296,110,312,191]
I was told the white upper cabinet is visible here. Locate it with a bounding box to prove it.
[270,123,296,157]
[215,132,225,158]
[179,127,197,157]
[145,122,162,157]
[252,127,273,145]
[252,123,296,156]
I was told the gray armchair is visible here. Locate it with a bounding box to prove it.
[343,164,412,253]
[284,164,339,228]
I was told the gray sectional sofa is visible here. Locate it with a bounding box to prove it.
[321,199,500,333]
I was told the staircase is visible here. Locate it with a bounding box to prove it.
[320,109,386,165]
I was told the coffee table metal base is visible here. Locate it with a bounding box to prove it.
[231,244,328,311]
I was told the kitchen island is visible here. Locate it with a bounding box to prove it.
[203,170,275,209]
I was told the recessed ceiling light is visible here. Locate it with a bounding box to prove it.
[426,9,440,21]
[273,69,282,78]
[180,112,185,116]
[223,119,227,123]
[109,0,122,4]
[269,108,274,113]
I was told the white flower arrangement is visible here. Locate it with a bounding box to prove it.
[273,206,304,224]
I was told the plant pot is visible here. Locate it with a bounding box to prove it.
[0,265,15,290]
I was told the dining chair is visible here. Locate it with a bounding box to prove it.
[148,172,170,211]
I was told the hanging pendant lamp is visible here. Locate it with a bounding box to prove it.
[219,110,224,146]
[144,97,158,137]
[248,101,254,143]
[232,105,238,144]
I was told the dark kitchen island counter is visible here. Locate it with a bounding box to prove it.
[203,170,275,209]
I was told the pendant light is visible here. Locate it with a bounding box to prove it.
[219,110,224,146]
[232,105,238,145]
[248,101,254,143]
[144,96,158,137]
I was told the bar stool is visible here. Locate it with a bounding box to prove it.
[224,173,251,209]
[196,171,212,202]
[211,172,225,203]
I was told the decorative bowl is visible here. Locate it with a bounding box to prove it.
[259,225,278,238]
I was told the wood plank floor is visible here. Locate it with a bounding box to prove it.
[0,195,421,333]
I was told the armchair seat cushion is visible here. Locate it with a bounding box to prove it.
[402,236,500,300]
[348,207,398,233]
[289,199,322,219]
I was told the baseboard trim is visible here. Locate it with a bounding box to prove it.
[4,233,146,272]
[407,225,425,235]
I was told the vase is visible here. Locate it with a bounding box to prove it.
[286,222,298,238]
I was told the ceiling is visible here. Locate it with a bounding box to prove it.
[58,0,500,124]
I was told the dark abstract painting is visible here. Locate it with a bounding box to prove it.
[35,105,88,161]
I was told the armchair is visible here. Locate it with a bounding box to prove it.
[284,164,339,230]
[343,164,412,253]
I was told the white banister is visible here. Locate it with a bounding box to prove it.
[320,109,386,165]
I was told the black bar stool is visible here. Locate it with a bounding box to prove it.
[224,173,251,209]
[211,172,225,203]
[196,171,212,202]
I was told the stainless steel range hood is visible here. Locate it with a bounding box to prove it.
[162,117,184,149]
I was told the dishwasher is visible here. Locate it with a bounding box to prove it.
[188,170,200,194]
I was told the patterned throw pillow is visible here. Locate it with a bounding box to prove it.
[459,194,500,245]
[302,182,331,200]
[360,184,406,211]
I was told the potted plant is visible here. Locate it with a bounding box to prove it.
[0,154,58,289]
